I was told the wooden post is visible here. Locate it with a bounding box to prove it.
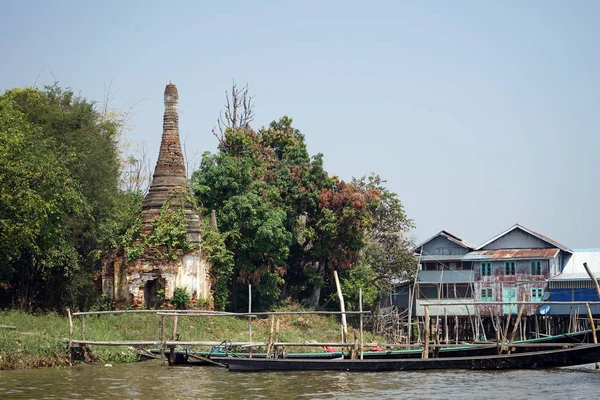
[352,330,359,360]
[160,314,166,365]
[506,304,525,354]
[266,316,275,357]
[66,308,73,349]
[333,270,348,342]
[454,315,459,345]
[444,308,449,344]
[585,303,599,371]
[359,288,364,360]
[273,318,280,359]
[499,304,514,354]
[81,315,85,341]
[168,315,178,365]
[407,286,413,343]
[584,262,600,299]
[248,284,252,358]
[171,315,178,340]
[422,305,430,359]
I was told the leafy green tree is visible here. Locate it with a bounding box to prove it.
[345,174,416,310]
[0,85,123,310]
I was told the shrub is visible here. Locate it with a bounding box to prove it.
[171,287,190,310]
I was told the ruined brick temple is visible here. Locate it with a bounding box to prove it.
[102,83,211,307]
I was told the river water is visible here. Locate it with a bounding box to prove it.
[1,361,598,399]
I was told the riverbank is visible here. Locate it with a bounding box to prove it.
[0,307,377,370]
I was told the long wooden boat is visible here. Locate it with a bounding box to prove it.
[216,343,600,372]
[148,328,600,365]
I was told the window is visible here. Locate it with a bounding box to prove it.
[505,261,516,275]
[481,262,492,277]
[532,288,544,302]
[481,288,493,301]
[531,260,542,275]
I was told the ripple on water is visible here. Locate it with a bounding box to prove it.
[0,361,598,399]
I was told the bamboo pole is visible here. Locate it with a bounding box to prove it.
[585,303,599,371]
[333,270,348,342]
[266,316,275,357]
[160,314,166,365]
[499,303,514,353]
[66,308,73,349]
[454,316,458,345]
[248,284,252,358]
[422,305,430,359]
[359,288,364,360]
[274,318,280,359]
[584,262,600,299]
[352,330,359,360]
[444,308,449,344]
[506,304,525,354]
[407,286,413,343]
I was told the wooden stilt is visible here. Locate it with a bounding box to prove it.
[422,306,430,359]
[499,304,513,354]
[454,316,459,345]
[444,309,449,344]
[506,304,525,354]
[585,303,599,372]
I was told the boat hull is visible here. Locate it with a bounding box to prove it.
[217,344,600,372]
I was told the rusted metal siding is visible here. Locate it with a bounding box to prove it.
[474,257,553,316]
[465,248,559,260]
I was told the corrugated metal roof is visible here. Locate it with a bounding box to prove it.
[549,250,600,280]
[419,255,466,262]
[463,248,559,260]
[475,224,572,253]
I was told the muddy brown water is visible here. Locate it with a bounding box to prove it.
[0,360,598,399]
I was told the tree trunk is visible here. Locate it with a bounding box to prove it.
[308,261,325,308]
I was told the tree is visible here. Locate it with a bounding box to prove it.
[344,174,416,310]
[0,85,123,310]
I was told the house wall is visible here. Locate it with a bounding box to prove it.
[481,230,553,250]
[380,285,410,311]
[473,258,553,315]
[548,288,600,315]
[419,270,474,283]
[422,236,470,256]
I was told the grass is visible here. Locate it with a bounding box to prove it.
[0,306,384,370]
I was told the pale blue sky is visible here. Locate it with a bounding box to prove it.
[1,0,599,248]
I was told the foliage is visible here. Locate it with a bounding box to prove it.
[200,221,234,311]
[192,109,401,310]
[338,264,379,311]
[0,85,122,310]
[351,174,416,305]
[171,287,191,309]
[123,193,196,262]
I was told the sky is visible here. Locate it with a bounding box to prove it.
[1,0,599,248]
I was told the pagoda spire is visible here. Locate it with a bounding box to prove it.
[140,83,201,243]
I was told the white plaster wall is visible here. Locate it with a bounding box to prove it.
[177,254,201,299]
